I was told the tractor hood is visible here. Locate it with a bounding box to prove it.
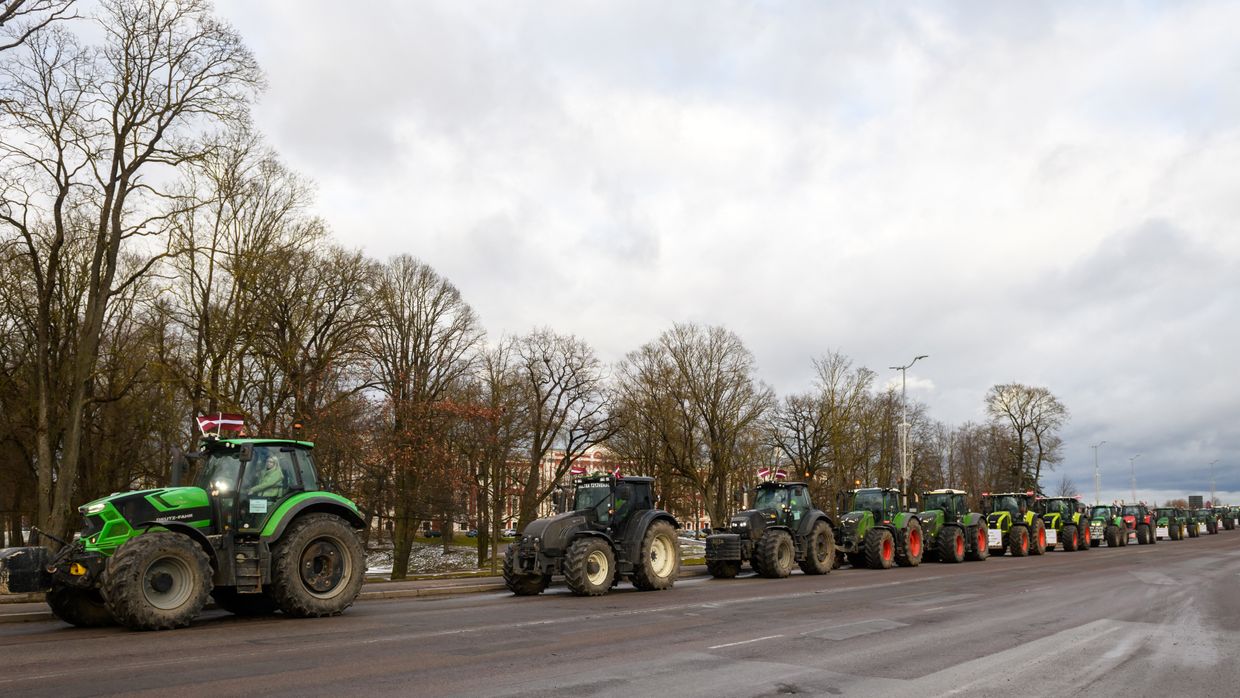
[78,487,213,552]
[521,510,590,554]
[728,509,775,541]
[80,487,210,518]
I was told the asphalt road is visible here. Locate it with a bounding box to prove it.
[4,531,1240,697]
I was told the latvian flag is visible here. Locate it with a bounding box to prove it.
[197,413,245,436]
[611,464,622,477]
[774,468,789,480]
[570,463,587,476]
[757,466,772,479]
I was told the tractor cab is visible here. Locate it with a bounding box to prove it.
[1038,497,1078,517]
[840,488,902,523]
[184,438,319,535]
[922,489,967,523]
[752,482,813,527]
[571,474,652,530]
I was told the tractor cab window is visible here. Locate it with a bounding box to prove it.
[850,491,883,517]
[882,491,900,517]
[993,496,1020,514]
[243,448,295,500]
[924,494,954,515]
[574,482,613,523]
[788,486,809,512]
[1089,506,1113,519]
[1122,506,1141,517]
[755,487,789,511]
[1045,500,1073,516]
[196,451,241,494]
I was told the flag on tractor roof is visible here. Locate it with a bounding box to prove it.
[774,468,788,480]
[757,466,771,479]
[197,413,245,436]
[570,463,587,475]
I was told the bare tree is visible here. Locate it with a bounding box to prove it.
[0,0,262,539]
[0,0,75,52]
[513,329,615,530]
[985,383,1069,493]
[1055,473,1077,498]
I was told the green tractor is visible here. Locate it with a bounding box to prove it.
[982,492,1047,557]
[705,481,835,579]
[1194,508,1220,535]
[1086,504,1128,547]
[1153,507,1188,540]
[832,487,924,570]
[1217,506,1236,531]
[1036,496,1091,551]
[916,489,988,563]
[504,474,680,596]
[0,437,366,630]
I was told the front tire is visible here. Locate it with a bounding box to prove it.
[966,526,989,561]
[895,520,924,567]
[1062,524,1078,552]
[101,532,212,631]
[564,537,615,596]
[1029,519,1047,555]
[938,526,965,563]
[503,545,548,596]
[864,528,894,569]
[753,529,795,578]
[631,520,680,590]
[47,585,114,627]
[1009,526,1029,557]
[798,520,835,575]
[270,513,365,617]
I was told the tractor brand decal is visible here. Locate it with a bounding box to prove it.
[155,513,195,522]
[987,529,1002,547]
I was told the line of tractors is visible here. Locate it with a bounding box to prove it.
[2,432,1236,632]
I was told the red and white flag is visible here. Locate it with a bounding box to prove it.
[197,413,245,436]
[774,468,788,480]
[611,464,621,477]
[570,463,587,476]
[757,467,771,479]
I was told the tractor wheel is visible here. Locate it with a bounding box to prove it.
[864,528,894,570]
[1136,525,1149,545]
[1226,519,1235,531]
[1029,519,1047,555]
[1078,525,1091,551]
[895,520,924,567]
[632,520,680,590]
[1009,526,1029,557]
[47,584,114,627]
[707,559,741,579]
[1062,524,1078,552]
[1149,524,1157,544]
[753,529,795,578]
[938,526,965,563]
[211,587,279,616]
[966,526,989,561]
[269,513,365,617]
[503,545,548,596]
[1188,524,1199,538]
[564,537,615,596]
[1105,525,1120,547]
[101,532,212,631]
[846,552,866,568]
[798,520,835,575]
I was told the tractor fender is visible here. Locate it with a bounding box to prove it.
[960,512,984,528]
[797,510,835,536]
[259,496,366,542]
[134,520,217,568]
[620,510,679,559]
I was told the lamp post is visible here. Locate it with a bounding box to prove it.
[889,354,928,500]
[1210,459,1219,506]
[1129,454,1141,503]
[1091,441,1107,505]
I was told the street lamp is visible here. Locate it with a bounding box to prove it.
[889,354,928,500]
[1129,454,1141,503]
[1091,441,1107,505]
[1210,460,1219,506]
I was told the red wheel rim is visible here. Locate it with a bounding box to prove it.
[1021,533,1028,554]
[1038,529,1046,548]
[956,535,965,558]
[882,537,893,561]
[978,529,986,551]
[909,529,921,557]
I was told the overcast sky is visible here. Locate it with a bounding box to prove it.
[213,0,1240,505]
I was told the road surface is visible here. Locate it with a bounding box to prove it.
[3,530,1239,697]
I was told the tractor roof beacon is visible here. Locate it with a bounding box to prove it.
[503,474,681,597]
[0,436,367,630]
[705,481,836,579]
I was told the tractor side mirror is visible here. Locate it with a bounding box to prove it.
[239,443,253,463]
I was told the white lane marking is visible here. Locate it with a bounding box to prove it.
[709,634,783,649]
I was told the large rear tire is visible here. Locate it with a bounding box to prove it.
[503,545,548,596]
[864,528,894,569]
[938,526,965,563]
[1078,524,1091,551]
[211,587,279,615]
[753,529,795,578]
[631,520,680,590]
[564,537,615,596]
[47,585,114,627]
[1029,519,1047,555]
[707,559,741,579]
[798,520,835,575]
[101,532,212,631]
[966,526,989,561]
[1136,524,1149,544]
[269,513,365,617]
[895,520,924,567]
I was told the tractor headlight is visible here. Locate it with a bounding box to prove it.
[81,502,107,515]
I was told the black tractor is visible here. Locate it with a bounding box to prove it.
[705,481,835,579]
[503,474,680,597]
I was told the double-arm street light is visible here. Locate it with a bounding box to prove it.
[1129,454,1141,503]
[890,354,928,500]
[1091,441,1107,505]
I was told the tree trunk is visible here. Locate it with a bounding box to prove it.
[391,502,414,580]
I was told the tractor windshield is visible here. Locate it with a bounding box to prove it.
[991,496,1020,514]
[1043,500,1071,515]
[1154,509,1175,518]
[923,494,954,514]
[196,452,241,493]
[574,482,613,518]
[1089,507,1113,520]
[1121,506,1141,517]
[754,487,790,510]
